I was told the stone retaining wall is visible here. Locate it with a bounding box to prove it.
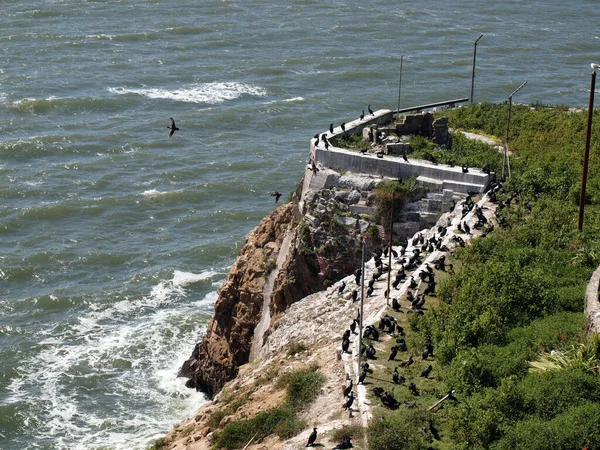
[585,265,600,333]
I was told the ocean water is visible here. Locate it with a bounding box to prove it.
[0,1,597,448]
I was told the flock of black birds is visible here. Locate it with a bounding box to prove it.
[302,152,526,448]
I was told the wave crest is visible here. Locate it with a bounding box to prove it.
[108,82,267,104]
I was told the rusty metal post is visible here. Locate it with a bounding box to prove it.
[578,67,597,232]
[470,34,483,104]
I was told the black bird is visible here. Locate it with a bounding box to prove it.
[342,391,355,409]
[338,281,346,295]
[463,221,471,234]
[333,437,352,449]
[462,166,469,173]
[269,191,282,203]
[399,355,414,368]
[392,297,401,311]
[368,104,374,115]
[482,164,491,175]
[367,285,374,296]
[403,152,409,163]
[341,338,350,353]
[421,364,433,378]
[360,148,368,155]
[307,427,317,447]
[167,117,179,137]
[360,110,365,120]
[392,367,405,384]
[350,319,357,334]
[408,382,419,395]
[330,123,334,134]
[341,122,346,132]
[351,289,358,302]
[343,379,353,397]
[409,276,417,289]
[313,133,319,146]
[388,346,398,361]
[358,370,367,384]
[422,347,429,360]
[324,138,330,150]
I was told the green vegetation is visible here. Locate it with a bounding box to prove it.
[366,103,600,449]
[145,438,165,450]
[373,177,422,226]
[212,366,324,450]
[409,131,501,172]
[287,341,308,356]
[332,133,370,151]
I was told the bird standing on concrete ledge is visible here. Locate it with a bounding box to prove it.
[368,104,374,116]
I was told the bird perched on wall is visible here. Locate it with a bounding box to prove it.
[403,152,409,163]
[307,427,318,447]
[167,117,179,137]
[342,391,355,410]
[330,123,334,134]
[360,110,365,120]
[338,280,346,295]
[462,166,469,173]
[351,289,358,302]
[343,379,353,397]
[269,191,282,202]
[341,122,346,133]
[368,104,374,116]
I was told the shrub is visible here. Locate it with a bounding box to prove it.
[368,409,430,450]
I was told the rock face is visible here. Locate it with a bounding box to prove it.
[179,202,325,398]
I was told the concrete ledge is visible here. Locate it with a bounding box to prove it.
[585,265,600,333]
[315,146,491,194]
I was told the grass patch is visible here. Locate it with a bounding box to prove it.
[212,366,324,449]
[287,342,308,356]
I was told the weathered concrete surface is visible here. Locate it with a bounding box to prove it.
[314,146,490,193]
[585,265,600,333]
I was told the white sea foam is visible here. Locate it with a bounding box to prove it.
[6,270,221,449]
[108,82,267,104]
[140,189,183,198]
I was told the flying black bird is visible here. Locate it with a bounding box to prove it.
[167,117,179,137]
[368,104,374,115]
[269,191,282,203]
[307,427,317,447]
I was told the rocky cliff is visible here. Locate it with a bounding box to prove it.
[178,201,328,397]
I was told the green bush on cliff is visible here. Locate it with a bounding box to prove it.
[211,366,324,449]
[373,177,422,227]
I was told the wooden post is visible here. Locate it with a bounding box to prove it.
[579,68,597,232]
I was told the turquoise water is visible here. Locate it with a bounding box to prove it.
[0,1,597,448]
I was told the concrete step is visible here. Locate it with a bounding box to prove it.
[416,175,443,191]
[442,179,486,194]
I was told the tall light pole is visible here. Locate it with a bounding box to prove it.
[470,34,483,104]
[502,80,528,180]
[578,63,599,232]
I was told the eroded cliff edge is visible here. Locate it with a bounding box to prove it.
[178,197,349,398]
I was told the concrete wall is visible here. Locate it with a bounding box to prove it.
[310,109,492,194]
[314,146,490,193]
